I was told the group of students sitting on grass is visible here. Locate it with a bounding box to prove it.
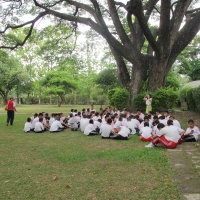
[23,105,200,149]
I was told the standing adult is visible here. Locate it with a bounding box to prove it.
[143,94,152,114]
[6,97,15,126]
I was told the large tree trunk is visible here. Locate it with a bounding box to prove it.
[49,95,52,105]
[27,93,30,104]
[148,56,169,92]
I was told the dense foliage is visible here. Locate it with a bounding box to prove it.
[108,88,130,111]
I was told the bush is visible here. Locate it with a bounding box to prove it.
[134,88,178,112]
[108,87,130,111]
[192,86,200,112]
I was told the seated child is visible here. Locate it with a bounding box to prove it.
[182,119,200,142]
[113,117,123,133]
[100,118,114,139]
[110,126,131,140]
[50,115,65,132]
[94,119,102,133]
[68,113,78,131]
[84,119,99,136]
[124,117,136,134]
[34,118,45,133]
[24,117,33,132]
[49,113,56,126]
[80,114,90,132]
[145,121,181,148]
[140,122,153,142]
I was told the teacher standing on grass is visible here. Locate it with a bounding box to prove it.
[6,97,16,126]
[143,94,152,114]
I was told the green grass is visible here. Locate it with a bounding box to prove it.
[0,105,180,200]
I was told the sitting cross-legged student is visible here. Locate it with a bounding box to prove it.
[145,120,181,148]
[94,119,102,133]
[110,126,131,140]
[140,122,153,142]
[81,114,90,132]
[50,115,65,133]
[34,118,45,133]
[49,113,56,127]
[124,117,136,134]
[182,119,200,142]
[68,113,78,131]
[113,117,123,133]
[84,119,99,136]
[100,118,114,139]
[24,117,33,133]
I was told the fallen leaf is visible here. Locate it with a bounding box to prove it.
[66,184,72,188]
[52,176,58,181]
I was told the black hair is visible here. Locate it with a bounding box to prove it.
[164,111,169,114]
[169,116,174,119]
[87,115,91,119]
[83,114,86,118]
[188,119,194,124]
[107,118,112,124]
[119,117,123,121]
[70,113,73,117]
[34,113,38,116]
[167,120,173,126]
[144,116,149,121]
[153,120,159,126]
[71,109,74,112]
[153,116,158,120]
[39,118,43,122]
[98,119,102,123]
[144,122,149,127]
[78,112,81,115]
[89,119,93,124]
[157,123,165,129]
[27,117,31,122]
[159,115,165,120]
[137,109,141,112]
[95,112,99,116]
[38,113,43,116]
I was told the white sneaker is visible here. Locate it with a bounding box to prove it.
[145,143,155,148]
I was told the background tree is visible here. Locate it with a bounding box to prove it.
[1,0,200,108]
[0,50,25,104]
[41,71,76,106]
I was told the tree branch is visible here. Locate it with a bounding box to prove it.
[0,11,48,49]
[145,0,159,20]
[168,11,200,71]
[127,0,160,53]
[170,0,192,47]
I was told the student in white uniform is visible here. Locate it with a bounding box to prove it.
[24,118,33,132]
[152,120,160,135]
[68,113,78,131]
[155,111,162,118]
[140,122,153,142]
[100,118,113,138]
[50,116,65,132]
[145,120,181,148]
[30,113,38,122]
[169,116,181,128]
[49,113,56,126]
[110,126,131,140]
[136,109,145,122]
[113,117,123,133]
[94,119,102,132]
[139,116,152,130]
[34,118,45,133]
[182,119,200,142]
[124,117,136,134]
[84,119,99,136]
[159,115,167,126]
[164,111,170,121]
[81,115,90,132]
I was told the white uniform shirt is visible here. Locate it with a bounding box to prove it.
[94,121,101,129]
[34,122,44,132]
[165,116,170,121]
[81,118,90,132]
[173,119,181,128]
[145,98,152,105]
[118,126,130,137]
[32,117,39,128]
[84,124,94,135]
[139,121,152,130]
[50,120,63,132]
[140,127,152,138]
[68,117,78,129]
[49,117,55,126]
[131,119,140,128]
[113,120,123,129]
[159,119,167,126]
[185,126,200,140]
[100,124,113,137]
[124,121,136,134]
[139,113,145,120]
[24,122,33,132]
[157,126,180,143]
[152,125,159,135]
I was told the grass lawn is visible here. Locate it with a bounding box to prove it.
[0,105,180,200]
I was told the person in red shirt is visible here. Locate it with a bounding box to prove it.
[6,97,15,126]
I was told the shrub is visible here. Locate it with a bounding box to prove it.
[134,88,178,112]
[108,87,130,111]
[192,86,200,112]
